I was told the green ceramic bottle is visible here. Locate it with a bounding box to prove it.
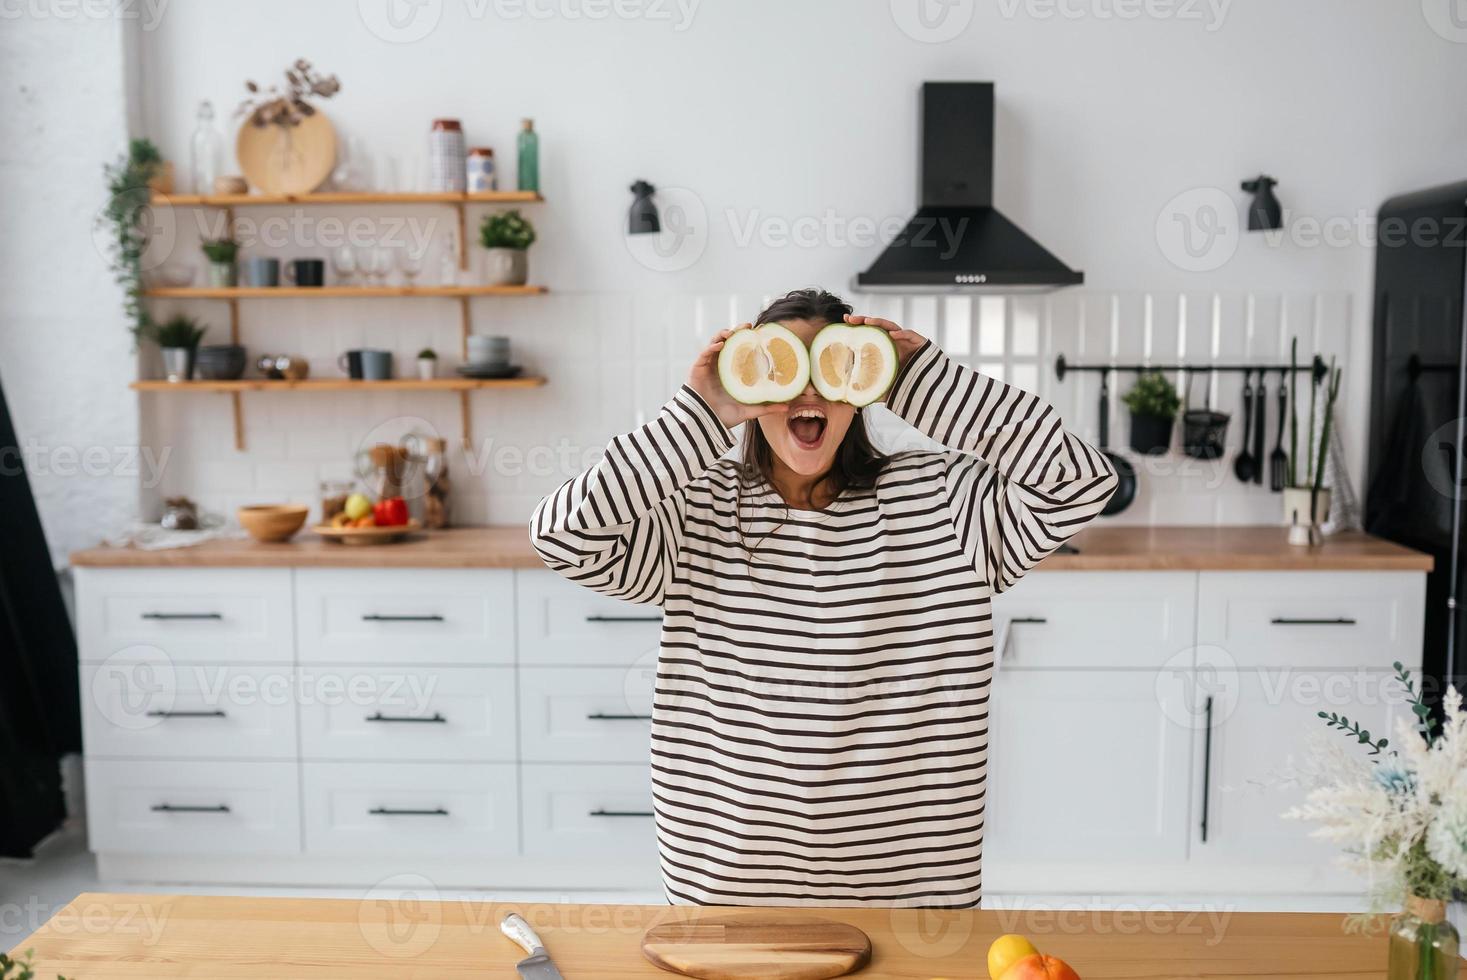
[517,118,539,193]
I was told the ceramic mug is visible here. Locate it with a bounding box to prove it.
[284,258,326,288]
[467,335,510,367]
[360,350,393,381]
[244,257,280,288]
[337,349,365,380]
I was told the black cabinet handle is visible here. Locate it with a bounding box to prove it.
[1009,617,1048,625]
[362,613,445,622]
[145,710,227,719]
[1270,617,1357,626]
[151,804,231,814]
[585,615,662,623]
[369,807,449,817]
[589,809,655,818]
[586,712,652,721]
[366,712,446,724]
[1200,695,1214,844]
[142,612,222,621]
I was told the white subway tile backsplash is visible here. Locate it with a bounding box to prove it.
[140,289,1352,529]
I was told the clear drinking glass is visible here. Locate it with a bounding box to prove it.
[332,246,358,286]
[397,248,423,286]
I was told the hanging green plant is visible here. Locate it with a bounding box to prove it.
[101,138,163,347]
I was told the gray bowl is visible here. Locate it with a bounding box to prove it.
[195,344,247,381]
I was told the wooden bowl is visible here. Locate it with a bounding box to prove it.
[312,519,421,546]
[238,504,309,543]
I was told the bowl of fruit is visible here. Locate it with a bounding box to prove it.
[313,492,419,545]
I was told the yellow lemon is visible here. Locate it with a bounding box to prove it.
[988,934,1039,980]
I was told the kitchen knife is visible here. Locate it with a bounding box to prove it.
[501,912,566,980]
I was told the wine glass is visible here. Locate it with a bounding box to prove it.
[332,246,358,286]
[372,248,393,286]
[354,245,376,287]
[397,248,424,287]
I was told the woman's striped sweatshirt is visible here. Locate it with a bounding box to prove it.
[529,341,1117,907]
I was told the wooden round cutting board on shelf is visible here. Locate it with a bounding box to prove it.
[236,112,336,195]
[642,914,871,980]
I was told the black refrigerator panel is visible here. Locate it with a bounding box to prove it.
[1366,180,1467,696]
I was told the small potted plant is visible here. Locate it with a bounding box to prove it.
[148,314,208,382]
[201,238,239,287]
[416,347,437,380]
[478,209,535,286]
[1121,371,1180,455]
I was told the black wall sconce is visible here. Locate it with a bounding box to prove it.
[1241,175,1282,231]
[628,179,659,234]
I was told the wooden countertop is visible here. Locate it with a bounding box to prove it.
[9,893,1412,979]
[69,525,1432,572]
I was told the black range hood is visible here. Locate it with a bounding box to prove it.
[855,82,1083,294]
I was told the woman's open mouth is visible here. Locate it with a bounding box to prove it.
[787,406,828,449]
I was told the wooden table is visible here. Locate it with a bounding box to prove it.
[7,893,1428,979]
[68,525,1432,572]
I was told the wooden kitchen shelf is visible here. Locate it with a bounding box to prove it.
[133,376,547,451]
[145,285,548,299]
[131,377,545,392]
[152,190,544,206]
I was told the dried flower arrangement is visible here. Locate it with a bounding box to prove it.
[236,58,341,129]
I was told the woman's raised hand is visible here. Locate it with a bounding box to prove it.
[845,314,927,370]
[687,325,790,431]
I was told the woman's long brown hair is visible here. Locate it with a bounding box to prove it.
[736,288,889,504]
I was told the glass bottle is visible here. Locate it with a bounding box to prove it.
[517,118,539,193]
[1388,895,1460,980]
[189,101,223,195]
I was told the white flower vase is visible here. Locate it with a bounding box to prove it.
[482,248,528,286]
[417,357,436,381]
[1283,486,1331,546]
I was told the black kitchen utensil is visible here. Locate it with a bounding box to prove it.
[1182,372,1230,460]
[1252,373,1267,485]
[1270,372,1288,491]
[1098,373,1136,516]
[1234,370,1257,483]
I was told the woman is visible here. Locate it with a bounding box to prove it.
[530,288,1116,908]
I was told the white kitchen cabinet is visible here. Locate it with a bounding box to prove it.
[86,759,300,856]
[1197,571,1426,669]
[71,562,1429,902]
[295,569,514,664]
[518,666,655,763]
[76,568,293,665]
[521,763,657,861]
[517,569,663,666]
[298,666,516,762]
[81,663,297,760]
[983,669,1194,891]
[301,762,518,857]
[993,571,1196,669]
[1187,669,1411,892]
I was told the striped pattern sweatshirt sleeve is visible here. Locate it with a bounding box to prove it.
[885,340,1118,591]
[529,385,734,605]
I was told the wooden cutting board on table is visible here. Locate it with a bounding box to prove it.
[642,914,871,979]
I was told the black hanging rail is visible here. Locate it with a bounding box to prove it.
[1055,353,1329,382]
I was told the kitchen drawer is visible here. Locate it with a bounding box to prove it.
[302,762,518,857]
[991,571,1197,670]
[82,663,297,760]
[521,763,657,860]
[296,569,514,664]
[299,666,515,762]
[76,568,293,665]
[519,667,655,763]
[516,570,663,666]
[86,759,300,855]
[1197,571,1426,669]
